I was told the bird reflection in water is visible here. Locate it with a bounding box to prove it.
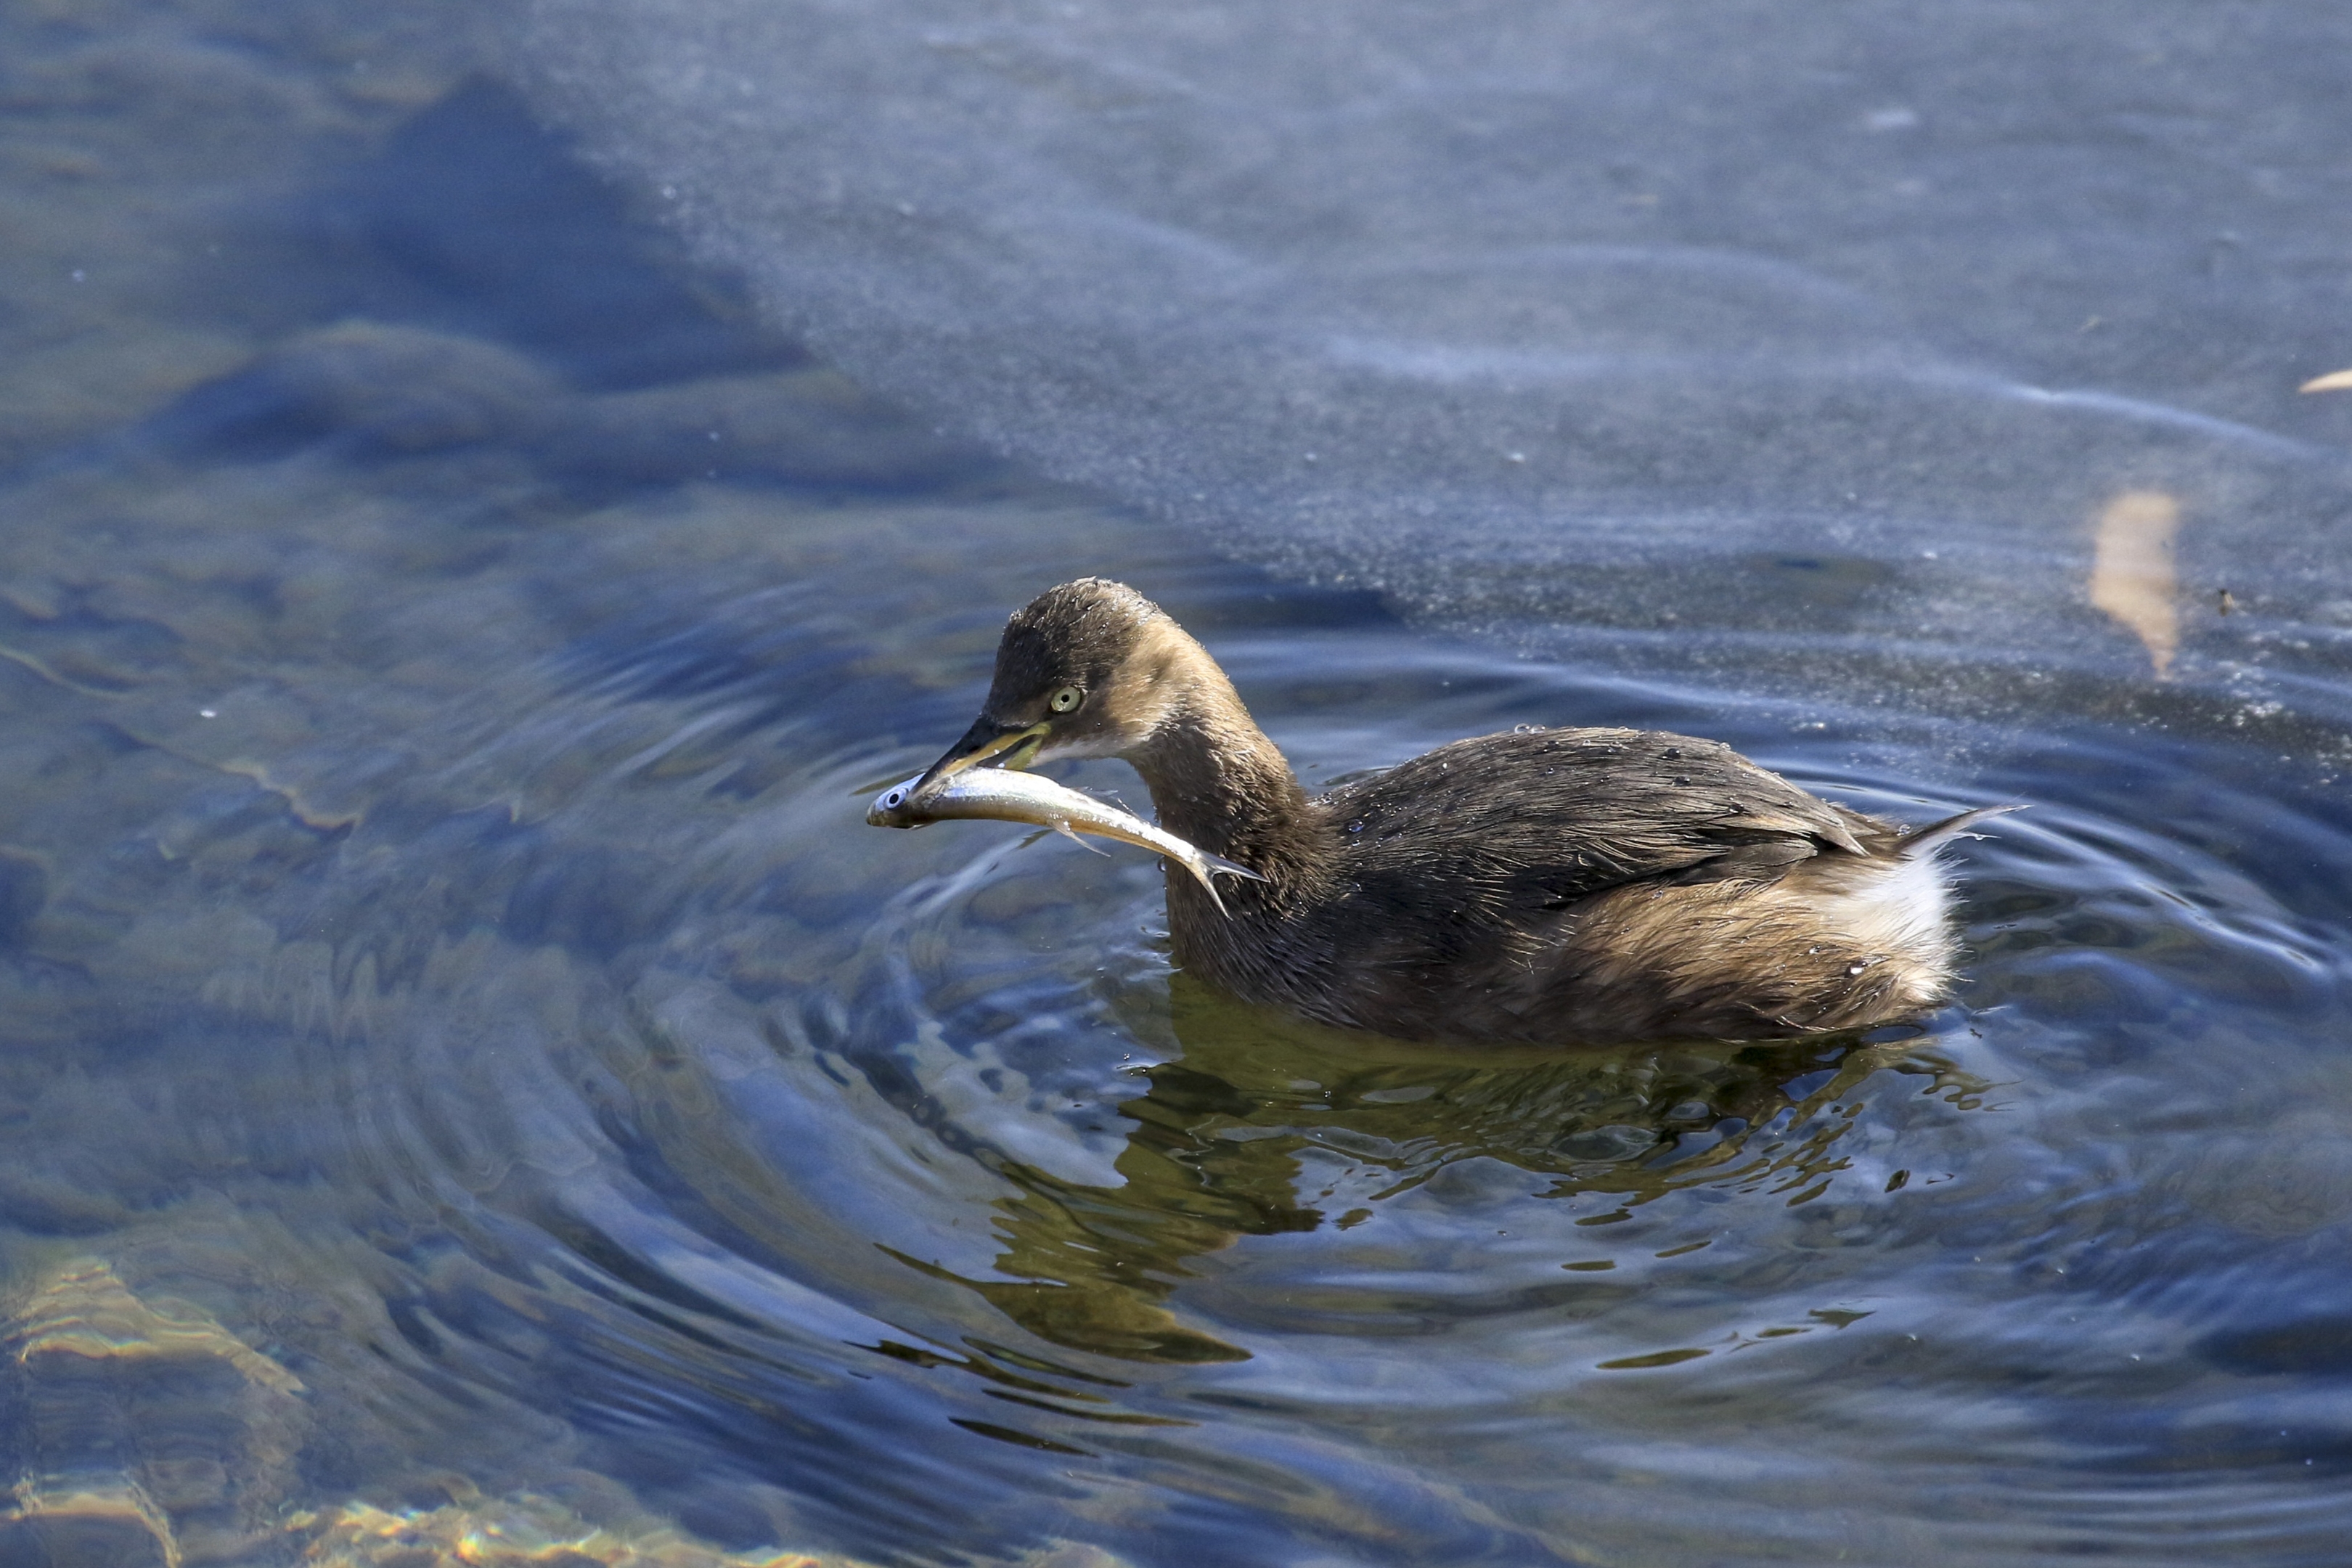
[892,976,1988,1367]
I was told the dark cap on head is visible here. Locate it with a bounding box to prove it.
[989,578,1164,700]
[912,579,1179,789]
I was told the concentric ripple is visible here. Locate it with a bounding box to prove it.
[163,481,2338,1564]
[6,397,2348,1562]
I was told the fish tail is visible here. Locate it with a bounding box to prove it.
[1898,803,2025,859]
[1188,853,1267,919]
[1165,854,1235,915]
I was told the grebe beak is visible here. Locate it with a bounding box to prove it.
[915,716,1052,791]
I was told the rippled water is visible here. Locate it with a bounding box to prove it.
[5,4,2352,1566]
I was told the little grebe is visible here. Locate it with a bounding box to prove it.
[912,579,2006,1044]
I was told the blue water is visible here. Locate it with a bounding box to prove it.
[2,6,2351,1566]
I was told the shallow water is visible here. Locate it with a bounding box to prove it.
[4,4,2352,1567]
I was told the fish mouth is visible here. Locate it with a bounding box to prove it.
[865,774,929,828]
[915,717,1051,792]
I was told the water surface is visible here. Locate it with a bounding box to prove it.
[2,4,2351,1566]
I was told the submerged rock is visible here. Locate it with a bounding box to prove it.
[0,1257,307,1567]
[294,1490,866,1567]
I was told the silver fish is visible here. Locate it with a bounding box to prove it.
[867,767,1266,915]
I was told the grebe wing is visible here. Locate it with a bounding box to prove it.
[1326,727,1882,913]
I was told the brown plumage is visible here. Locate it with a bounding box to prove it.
[911,578,2007,1045]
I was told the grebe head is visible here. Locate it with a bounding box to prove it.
[917,579,1201,788]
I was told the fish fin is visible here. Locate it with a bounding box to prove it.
[1055,820,1113,857]
[1898,804,2025,859]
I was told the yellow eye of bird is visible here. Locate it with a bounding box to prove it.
[1049,686,1082,714]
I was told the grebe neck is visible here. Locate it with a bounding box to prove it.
[1122,643,1325,886]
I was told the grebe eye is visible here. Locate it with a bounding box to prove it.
[1048,685,1082,714]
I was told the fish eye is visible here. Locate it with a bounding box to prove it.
[883,788,905,807]
[1048,685,1083,714]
